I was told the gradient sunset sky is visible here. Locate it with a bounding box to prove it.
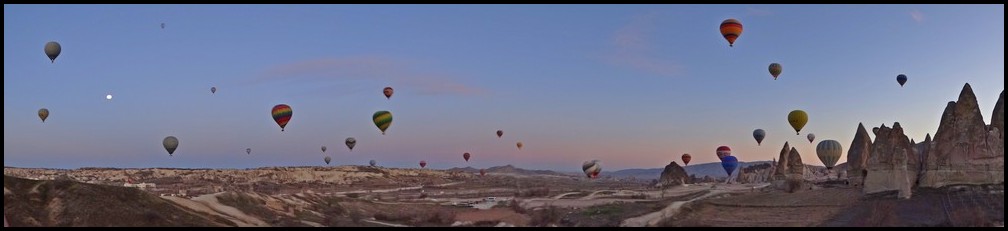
[4,4,1004,172]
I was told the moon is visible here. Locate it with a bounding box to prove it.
[106,94,113,100]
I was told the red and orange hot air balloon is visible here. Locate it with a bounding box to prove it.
[716,146,732,160]
[719,18,743,47]
[271,104,293,131]
[681,154,692,166]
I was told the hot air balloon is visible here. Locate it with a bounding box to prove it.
[769,63,782,80]
[44,41,61,63]
[753,129,766,146]
[516,142,524,150]
[271,104,293,131]
[719,19,743,47]
[160,23,165,29]
[480,169,486,176]
[163,136,179,156]
[496,130,503,138]
[807,133,816,143]
[210,87,217,94]
[419,161,427,168]
[716,146,732,160]
[463,152,471,162]
[897,74,907,87]
[324,156,332,165]
[373,111,392,135]
[38,108,50,123]
[369,159,377,167]
[321,146,327,153]
[246,148,251,155]
[681,154,692,166]
[721,156,739,176]
[383,87,394,99]
[816,140,843,170]
[345,137,356,151]
[788,110,808,135]
[582,160,602,179]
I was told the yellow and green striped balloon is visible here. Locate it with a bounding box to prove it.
[373,111,393,135]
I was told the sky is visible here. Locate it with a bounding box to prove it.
[4,4,1004,172]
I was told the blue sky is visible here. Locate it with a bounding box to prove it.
[4,4,1004,172]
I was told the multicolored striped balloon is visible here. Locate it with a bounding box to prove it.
[373,111,392,135]
[582,160,601,179]
[719,19,743,47]
[816,140,843,170]
[271,104,292,131]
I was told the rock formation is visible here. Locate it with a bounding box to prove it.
[920,84,1004,188]
[787,147,804,176]
[846,123,873,187]
[655,161,689,187]
[773,142,791,179]
[736,163,774,184]
[993,90,1003,140]
[864,123,914,199]
[911,133,933,186]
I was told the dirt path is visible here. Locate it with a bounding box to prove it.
[162,193,269,227]
[620,183,771,227]
[333,182,463,195]
[362,218,410,227]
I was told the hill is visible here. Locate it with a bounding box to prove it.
[3,175,233,227]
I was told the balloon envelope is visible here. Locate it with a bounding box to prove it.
[788,110,808,135]
[496,130,503,138]
[816,140,843,169]
[716,146,732,160]
[246,148,251,155]
[271,104,293,131]
[480,169,486,176]
[324,156,332,165]
[721,156,739,176]
[321,146,327,153]
[463,152,471,162]
[807,133,816,143]
[582,160,602,178]
[419,161,427,168]
[369,160,377,167]
[163,136,179,156]
[753,129,766,146]
[44,41,61,63]
[383,87,394,99]
[210,87,217,94]
[517,142,524,150]
[897,74,908,87]
[719,19,743,47]
[373,111,393,135]
[769,63,782,80]
[346,137,356,151]
[681,154,692,166]
[38,108,50,122]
